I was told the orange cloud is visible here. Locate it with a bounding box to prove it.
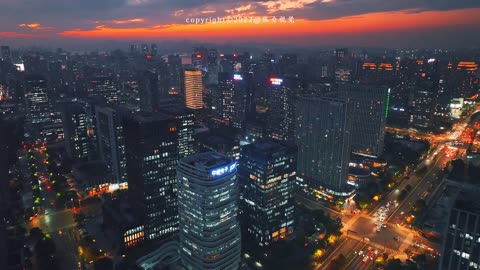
[0,31,45,38]
[226,4,253,15]
[173,10,185,17]
[19,23,51,30]
[260,0,318,13]
[112,18,145,24]
[59,8,480,40]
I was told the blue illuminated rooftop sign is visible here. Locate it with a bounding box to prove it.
[211,162,237,176]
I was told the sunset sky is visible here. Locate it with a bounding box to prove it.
[1,0,480,48]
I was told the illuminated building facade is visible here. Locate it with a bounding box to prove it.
[335,69,352,82]
[450,61,478,98]
[95,105,127,184]
[339,84,387,157]
[177,152,241,270]
[409,79,438,130]
[296,95,354,197]
[158,101,196,158]
[238,139,297,253]
[24,75,50,124]
[124,112,180,242]
[440,188,480,270]
[88,76,119,105]
[184,69,203,110]
[266,77,299,142]
[60,100,95,162]
[219,72,247,129]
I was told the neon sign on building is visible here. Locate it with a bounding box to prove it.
[211,163,237,176]
[233,74,243,80]
[270,78,283,85]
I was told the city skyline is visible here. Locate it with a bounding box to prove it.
[0,0,480,48]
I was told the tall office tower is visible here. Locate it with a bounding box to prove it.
[339,84,387,157]
[296,95,354,196]
[88,76,119,104]
[265,76,299,142]
[123,112,180,242]
[440,187,480,270]
[158,101,196,158]
[167,54,183,94]
[177,152,241,270]
[24,74,50,124]
[140,70,159,112]
[206,49,219,86]
[243,72,256,118]
[60,100,95,162]
[238,139,297,255]
[184,69,203,110]
[95,105,127,184]
[219,72,247,129]
[409,79,438,130]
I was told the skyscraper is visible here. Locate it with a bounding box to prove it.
[24,75,50,125]
[140,70,160,112]
[95,105,128,184]
[177,152,241,270]
[60,100,95,162]
[184,69,203,110]
[158,101,196,158]
[409,79,438,130]
[88,76,119,105]
[338,84,387,157]
[238,139,297,254]
[296,95,354,197]
[123,112,180,242]
[265,76,299,142]
[219,72,247,129]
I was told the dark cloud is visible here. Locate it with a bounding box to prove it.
[0,0,479,49]
[296,0,480,20]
